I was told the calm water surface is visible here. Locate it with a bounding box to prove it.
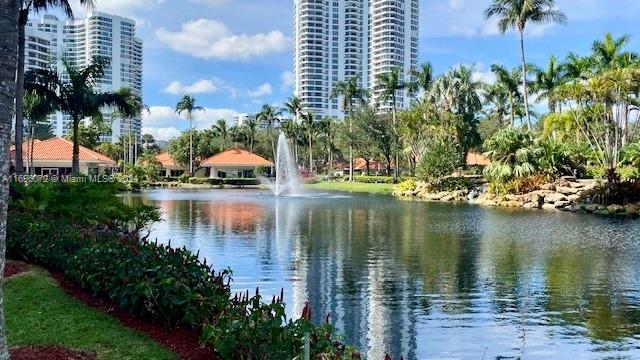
[125,189,640,359]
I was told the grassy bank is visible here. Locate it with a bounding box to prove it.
[306,181,395,195]
[5,269,176,360]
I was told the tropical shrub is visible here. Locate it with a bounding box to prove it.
[537,139,587,178]
[67,238,231,327]
[395,179,417,194]
[352,176,399,184]
[189,177,224,186]
[621,142,640,168]
[428,177,473,192]
[416,137,461,183]
[223,178,261,186]
[483,128,538,183]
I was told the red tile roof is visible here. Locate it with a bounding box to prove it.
[10,137,116,165]
[155,152,180,167]
[201,148,274,167]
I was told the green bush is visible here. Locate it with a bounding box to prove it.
[179,174,190,183]
[394,179,417,193]
[67,239,231,327]
[352,176,399,184]
[188,177,224,185]
[223,178,261,186]
[428,177,473,192]
[417,138,462,183]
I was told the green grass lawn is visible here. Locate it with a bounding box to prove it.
[5,269,176,360]
[305,181,395,195]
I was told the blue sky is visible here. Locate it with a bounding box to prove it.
[67,0,640,141]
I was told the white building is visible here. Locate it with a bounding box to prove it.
[25,12,143,144]
[292,0,419,119]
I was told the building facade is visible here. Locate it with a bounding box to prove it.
[292,0,419,119]
[25,12,143,144]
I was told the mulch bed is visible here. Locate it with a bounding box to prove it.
[10,346,96,360]
[4,260,32,278]
[49,271,221,360]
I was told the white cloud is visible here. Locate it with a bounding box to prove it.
[247,83,273,98]
[471,62,497,84]
[71,0,165,18]
[142,127,182,142]
[156,19,288,61]
[142,105,239,141]
[164,79,218,95]
[280,70,294,90]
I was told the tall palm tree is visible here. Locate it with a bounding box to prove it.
[483,83,510,127]
[284,95,303,123]
[491,64,522,127]
[591,32,638,73]
[256,104,282,161]
[562,52,593,82]
[243,118,259,153]
[485,0,567,126]
[332,75,367,181]
[408,62,435,98]
[532,55,564,113]
[318,117,336,174]
[212,118,228,146]
[14,0,94,175]
[0,0,19,356]
[26,56,139,174]
[301,112,316,173]
[175,95,204,175]
[376,67,407,179]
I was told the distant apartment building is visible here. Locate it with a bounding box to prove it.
[25,12,143,144]
[292,0,419,119]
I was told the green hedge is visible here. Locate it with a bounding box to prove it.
[222,178,261,186]
[188,177,224,185]
[6,182,371,359]
[343,176,412,184]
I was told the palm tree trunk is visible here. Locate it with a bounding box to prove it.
[189,114,193,175]
[0,3,17,358]
[72,117,80,174]
[270,128,276,161]
[29,123,34,175]
[392,96,399,180]
[509,93,515,127]
[519,30,532,129]
[308,131,313,174]
[13,10,28,175]
[348,112,353,182]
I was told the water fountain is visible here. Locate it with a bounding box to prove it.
[262,133,301,196]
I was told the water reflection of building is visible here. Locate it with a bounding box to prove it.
[290,203,421,359]
[201,201,265,234]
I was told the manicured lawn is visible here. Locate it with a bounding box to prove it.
[5,269,177,360]
[305,181,395,195]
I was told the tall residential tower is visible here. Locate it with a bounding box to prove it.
[25,12,143,143]
[293,0,419,118]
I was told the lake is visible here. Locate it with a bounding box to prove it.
[124,189,640,359]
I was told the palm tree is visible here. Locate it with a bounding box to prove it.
[256,104,282,161]
[562,52,593,82]
[301,112,316,173]
[175,95,204,175]
[533,55,564,113]
[485,0,567,127]
[318,117,336,174]
[491,64,522,127]
[243,118,259,153]
[23,90,55,174]
[591,32,638,73]
[212,118,228,147]
[332,75,367,181]
[483,83,510,127]
[376,67,407,179]
[14,0,94,175]
[26,56,139,174]
[141,133,154,150]
[408,62,435,98]
[0,1,19,356]
[284,96,303,123]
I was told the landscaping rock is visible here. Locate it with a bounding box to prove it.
[585,204,599,213]
[555,201,571,208]
[568,194,581,202]
[523,202,539,209]
[625,204,639,216]
[556,186,580,195]
[607,204,625,214]
[540,183,556,191]
[594,209,610,216]
[441,195,455,202]
[544,193,568,203]
[542,203,557,211]
[501,201,521,208]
